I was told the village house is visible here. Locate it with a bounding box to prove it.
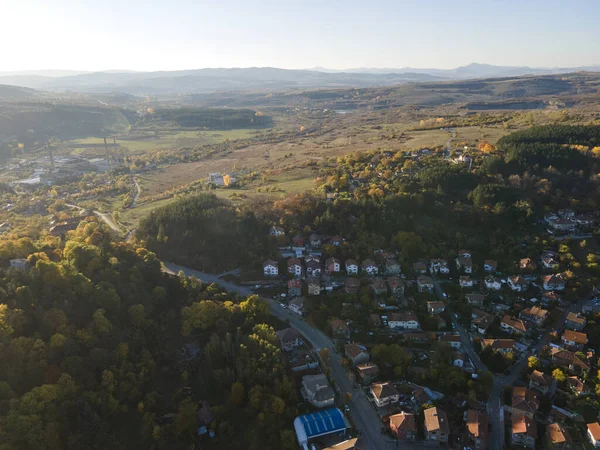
[459,249,472,258]
[427,301,446,315]
[345,259,359,275]
[542,291,562,306]
[460,276,473,288]
[529,370,556,396]
[588,422,600,448]
[370,382,400,407]
[305,254,320,263]
[542,255,560,270]
[439,334,462,349]
[263,260,279,276]
[501,315,528,335]
[306,260,322,277]
[543,274,566,291]
[345,343,370,366]
[417,275,433,292]
[481,339,516,354]
[275,328,301,352]
[325,257,341,274]
[292,234,305,247]
[309,233,322,248]
[344,277,360,294]
[546,422,572,450]
[389,412,416,441]
[508,275,529,291]
[567,376,592,397]
[288,278,303,297]
[471,309,495,335]
[565,312,586,331]
[561,330,587,350]
[456,256,473,274]
[548,217,576,233]
[389,311,420,330]
[512,415,537,449]
[307,276,321,296]
[288,296,306,315]
[301,374,335,408]
[413,262,428,274]
[356,362,380,385]
[361,259,378,276]
[519,306,549,326]
[269,225,285,236]
[9,258,28,270]
[424,407,450,444]
[429,258,449,275]
[551,348,590,374]
[288,257,303,277]
[330,319,349,338]
[465,409,488,450]
[485,275,502,290]
[385,259,401,275]
[371,278,388,295]
[330,235,344,246]
[520,258,537,271]
[387,276,404,296]
[484,260,497,273]
[466,293,485,306]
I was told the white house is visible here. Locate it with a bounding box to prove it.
[275,328,301,352]
[345,259,359,275]
[430,259,449,275]
[326,257,341,274]
[543,274,566,291]
[417,275,433,292]
[289,296,306,316]
[456,256,473,274]
[389,311,420,330]
[587,422,600,448]
[459,276,473,288]
[263,260,279,276]
[269,225,285,236]
[370,382,400,407]
[9,258,28,270]
[439,334,462,349]
[484,260,497,273]
[508,276,529,292]
[287,258,302,277]
[362,259,379,276]
[485,276,502,290]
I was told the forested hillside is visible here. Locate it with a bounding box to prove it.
[138,108,271,129]
[137,194,275,272]
[0,220,296,450]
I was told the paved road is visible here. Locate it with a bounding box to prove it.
[164,262,436,450]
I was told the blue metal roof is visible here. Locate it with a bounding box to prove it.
[299,408,346,438]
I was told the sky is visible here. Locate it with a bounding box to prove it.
[2,0,599,72]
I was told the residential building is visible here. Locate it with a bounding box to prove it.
[561,330,587,350]
[385,259,401,275]
[587,422,600,448]
[542,255,559,270]
[565,312,586,331]
[388,311,420,330]
[417,275,433,292]
[542,291,562,305]
[301,374,335,408]
[389,412,416,441]
[370,382,400,407]
[520,306,549,326]
[288,296,306,316]
[567,376,592,397]
[345,259,358,275]
[456,256,473,274]
[326,257,341,274]
[305,254,320,263]
[551,348,590,374]
[543,274,566,291]
[466,409,488,450]
[330,235,344,246]
[471,309,495,335]
[9,258,28,270]
[439,334,462,349]
[466,293,485,306]
[485,275,502,290]
[529,370,556,396]
[356,363,379,384]
[292,234,305,247]
[546,422,572,450]
[263,260,279,276]
[427,301,446,315]
[520,258,537,271]
[322,438,363,450]
[362,259,378,276]
[371,278,388,295]
[387,276,404,295]
[275,328,301,352]
[460,276,473,287]
[306,260,322,277]
[345,343,370,366]
[484,260,497,273]
[453,352,464,367]
[512,414,536,448]
[481,339,516,354]
[330,319,349,338]
[508,275,529,291]
[512,387,540,419]
[309,233,322,248]
[288,257,303,276]
[424,407,450,444]
[501,315,528,335]
[430,258,449,275]
[344,278,360,294]
[270,225,285,236]
[413,262,428,274]
[548,218,576,232]
[288,278,303,297]
[307,277,321,296]
[458,249,472,258]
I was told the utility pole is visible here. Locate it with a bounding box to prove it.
[103,137,112,169]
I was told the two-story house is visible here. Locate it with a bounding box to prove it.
[588,422,600,448]
[512,387,540,419]
[370,382,399,407]
[263,260,279,276]
[439,334,462,349]
[561,330,587,350]
[466,410,488,450]
[471,309,495,335]
[520,258,537,271]
[512,415,536,449]
[484,259,497,273]
[460,276,474,287]
[456,256,473,274]
[543,274,566,291]
[356,362,379,384]
[361,259,378,276]
[288,278,302,297]
[546,422,572,450]
[551,348,590,374]
[275,327,301,352]
[529,370,556,396]
[388,311,420,330]
[387,276,404,296]
[430,259,449,275]
[424,407,450,444]
[287,257,303,277]
[508,275,529,291]
[345,259,359,275]
[565,312,586,331]
[288,296,306,316]
[466,293,485,306]
[485,275,502,290]
[520,306,549,326]
[344,343,370,366]
[389,412,416,441]
[306,260,322,277]
[542,255,560,270]
[371,278,388,295]
[427,301,446,315]
[417,275,433,292]
[325,257,341,274]
[385,259,401,275]
[481,339,516,354]
[301,374,334,408]
[501,315,528,335]
[307,276,321,296]
[269,225,285,236]
[309,233,322,248]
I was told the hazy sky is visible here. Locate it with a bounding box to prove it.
[2,0,599,72]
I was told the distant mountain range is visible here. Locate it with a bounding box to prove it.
[0,63,598,97]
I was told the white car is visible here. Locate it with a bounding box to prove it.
[279,303,287,309]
